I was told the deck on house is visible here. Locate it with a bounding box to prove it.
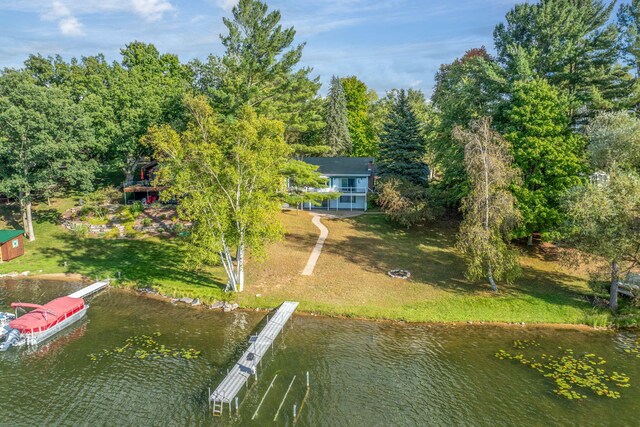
[68,280,110,299]
[209,301,299,416]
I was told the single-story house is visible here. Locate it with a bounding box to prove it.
[0,230,25,262]
[293,157,375,211]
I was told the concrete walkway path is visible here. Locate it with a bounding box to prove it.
[302,213,329,276]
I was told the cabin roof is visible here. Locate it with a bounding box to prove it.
[0,230,24,244]
[302,157,374,176]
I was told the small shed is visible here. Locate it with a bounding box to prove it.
[0,230,25,262]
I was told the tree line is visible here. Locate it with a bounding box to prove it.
[1,0,639,304]
[428,0,640,312]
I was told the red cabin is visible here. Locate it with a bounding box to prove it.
[0,229,24,262]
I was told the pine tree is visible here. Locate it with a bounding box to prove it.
[378,90,428,186]
[494,0,632,117]
[193,0,321,145]
[323,76,351,156]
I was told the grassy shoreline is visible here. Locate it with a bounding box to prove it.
[0,199,621,327]
[0,275,607,331]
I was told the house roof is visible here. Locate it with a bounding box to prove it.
[303,157,374,176]
[0,230,24,244]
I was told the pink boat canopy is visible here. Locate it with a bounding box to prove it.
[9,297,85,334]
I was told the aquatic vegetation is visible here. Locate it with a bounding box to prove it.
[495,340,631,400]
[622,336,640,358]
[88,332,201,363]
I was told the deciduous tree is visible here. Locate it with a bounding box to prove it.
[0,71,97,241]
[453,118,521,291]
[431,47,506,207]
[585,111,640,173]
[341,76,376,156]
[503,79,586,242]
[562,172,640,311]
[145,96,288,292]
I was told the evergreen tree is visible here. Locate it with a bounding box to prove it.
[193,0,322,144]
[618,0,640,76]
[341,76,376,156]
[378,90,428,186]
[617,0,640,111]
[323,76,351,156]
[494,0,632,117]
[503,79,587,242]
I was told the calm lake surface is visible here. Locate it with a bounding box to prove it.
[0,279,638,426]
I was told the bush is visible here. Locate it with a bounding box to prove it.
[104,228,121,239]
[142,217,153,227]
[172,223,185,234]
[70,223,89,237]
[88,217,108,225]
[377,177,434,227]
[124,223,139,238]
[128,201,145,217]
[588,279,610,297]
[85,186,121,206]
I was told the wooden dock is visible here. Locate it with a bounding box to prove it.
[209,301,299,416]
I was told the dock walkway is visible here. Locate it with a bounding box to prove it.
[68,280,110,299]
[209,301,299,416]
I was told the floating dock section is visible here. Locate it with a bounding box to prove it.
[68,280,110,299]
[209,301,299,416]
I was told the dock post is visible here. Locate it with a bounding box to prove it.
[293,404,297,419]
[208,387,211,412]
[235,397,239,415]
[306,371,310,388]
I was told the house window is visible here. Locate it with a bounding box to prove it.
[11,239,19,248]
[341,178,356,192]
[339,195,356,204]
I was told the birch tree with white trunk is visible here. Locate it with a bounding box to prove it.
[145,95,287,292]
[453,117,522,291]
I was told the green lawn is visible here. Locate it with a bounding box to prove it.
[240,212,606,325]
[0,199,228,304]
[0,199,613,325]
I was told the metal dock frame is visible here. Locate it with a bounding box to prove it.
[209,301,299,416]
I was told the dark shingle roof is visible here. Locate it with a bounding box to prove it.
[302,157,374,176]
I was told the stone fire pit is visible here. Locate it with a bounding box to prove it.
[388,269,411,280]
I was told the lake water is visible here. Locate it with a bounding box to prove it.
[0,279,638,426]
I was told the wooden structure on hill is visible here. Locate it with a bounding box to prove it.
[0,230,24,262]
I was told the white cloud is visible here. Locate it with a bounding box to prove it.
[47,1,85,37]
[59,16,85,36]
[215,0,237,11]
[131,0,174,21]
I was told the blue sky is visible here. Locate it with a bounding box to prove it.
[0,0,522,95]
